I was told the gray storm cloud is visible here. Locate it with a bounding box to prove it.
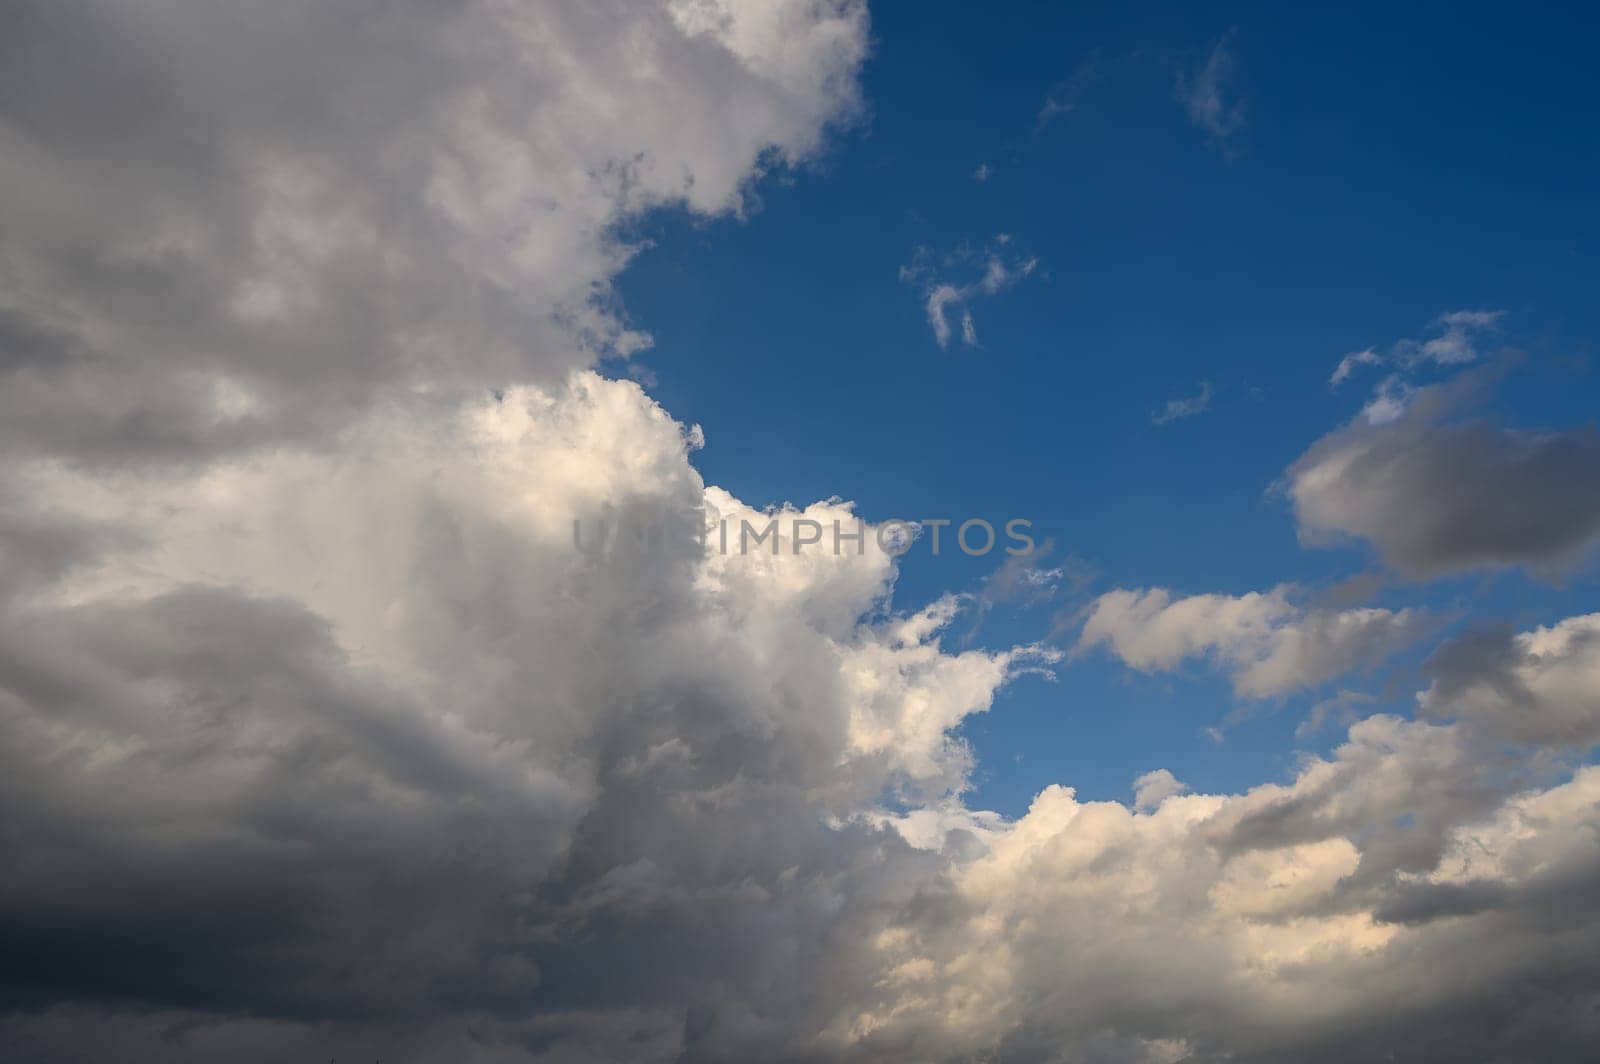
[1288,363,1600,577]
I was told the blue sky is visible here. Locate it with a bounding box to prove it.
[616,0,1600,812]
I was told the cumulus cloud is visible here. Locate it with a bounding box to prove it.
[1289,364,1600,577]
[14,483,1592,1064]
[900,239,1039,348]
[0,0,868,460]
[1421,613,1600,746]
[0,373,1045,1060]
[4,377,1600,1062]
[851,717,1600,1064]
[1076,586,1434,698]
[1177,30,1245,152]
[1132,768,1189,811]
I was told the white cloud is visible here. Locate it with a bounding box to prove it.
[1077,586,1434,697]
[1133,768,1189,811]
[1178,30,1246,152]
[1151,380,1214,424]
[0,372,1046,1054]
[901,239,1039,348]
[959,308,979,346]
[1328,309,1505,392]
[859,717,1600,1063]
[1421,612,1600,746]
[1330,347,1382,387]
[1402,309,1505,367]
[0,0,869,458]
[920,284,961,347]
[1361,373,1415,423]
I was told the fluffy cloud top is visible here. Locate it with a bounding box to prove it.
[847,716,1600,1064]
[0,0,867,459]
[1421,613,1600,746]
[3,381,1599,1060]
[0,374,1026,1060]
[7,377,1600,1061]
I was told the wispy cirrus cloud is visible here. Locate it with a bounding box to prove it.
[1178,29,1246,153]
[1330,309,1506,388]
[1330,347,1384,387]
[1151,380,1214,424]
[1038,56,1100,129]
[900,237,1039,348]
[1402,308,1506,365]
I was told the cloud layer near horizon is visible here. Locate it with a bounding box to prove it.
[8,371,1600,1064]
[3,4,1600,1063]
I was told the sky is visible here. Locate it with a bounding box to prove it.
[2,2,1600,1062]
[618,0,1600,813]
